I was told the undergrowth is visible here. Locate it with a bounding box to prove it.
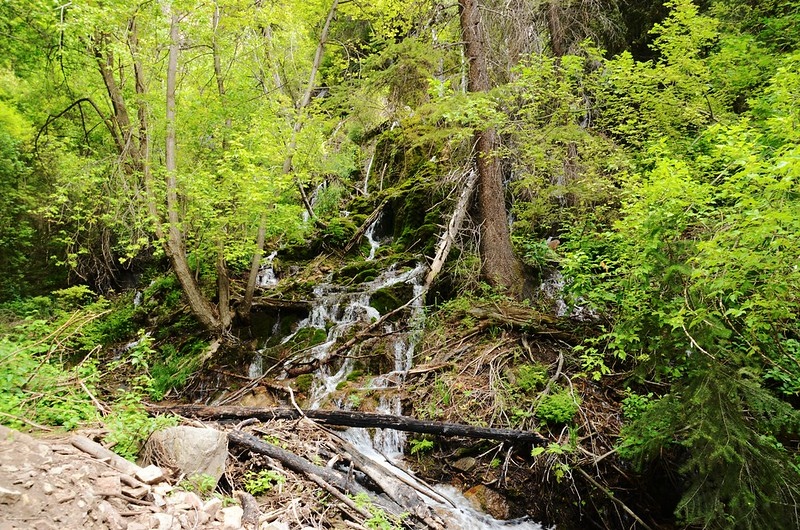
[0,282,192,460]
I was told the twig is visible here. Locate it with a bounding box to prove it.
[576,467,654,530]
[0,411,54,432]
[80,380,110,416]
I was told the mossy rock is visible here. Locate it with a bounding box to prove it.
[336,260,379,282]
[293,374,315,393]
[286,327,328,351]
[282,240,322,261]
[321,218,358,248]
[249,311,304,346]
[352,269,378,283]
[370,283,413,314]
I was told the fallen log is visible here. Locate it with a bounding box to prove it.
[227,430,404,517]
[150,406,549,445]
[465,303,582,344]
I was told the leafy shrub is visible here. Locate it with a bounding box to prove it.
[514,363,548,393]
[180,474,218,496]
[103,395,179,460]
[409,437,434,456]
[536,389,580,425]
[244,469,285,496]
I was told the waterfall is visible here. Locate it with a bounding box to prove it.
[247,260,546,527]
[256,251,279,288]
[540,270,597,321]
[364,212,383,261]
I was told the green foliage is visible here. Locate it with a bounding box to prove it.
[149,340,207,401]
[180,474,218,496]
[620,389,655,422]
[352,492,406,530]
[408,437,434,457]
[536,389,581,425]
[244,469,285,496]
[514,363,549,393]
[619,365,800,529]
[103,393,179,461]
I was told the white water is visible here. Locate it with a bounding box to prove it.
[364,213,383,261]
[256,251,279,288]
[539,270,596,321]
[248,259,545,527]
[432,486,547,530]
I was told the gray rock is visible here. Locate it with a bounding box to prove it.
[97,499,128,530]
[452,457,477,472]
[204,496,223,518]
[151,512,179,530]
[135,464,166,485]
[222,505,244,530]
[0,485,22,504]
[94,475,122,497]
[143,427,228,485]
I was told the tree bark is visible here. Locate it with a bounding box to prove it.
[212,4,233,330]
[458,0,525,297]
[152,406,549,445]
[165,11,222,332]
[242,0,339,317]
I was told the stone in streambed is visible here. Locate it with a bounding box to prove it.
[464,484,511,520]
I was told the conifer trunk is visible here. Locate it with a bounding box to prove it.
[458,0,524,297]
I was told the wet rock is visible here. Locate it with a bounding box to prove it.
[464,484,511,520]
[143,427,228,484]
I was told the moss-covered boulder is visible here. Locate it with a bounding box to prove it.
[369,283,414,314]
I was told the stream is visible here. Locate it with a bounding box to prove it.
[249,218,545,529]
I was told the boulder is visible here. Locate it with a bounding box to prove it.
[142,427,228,485]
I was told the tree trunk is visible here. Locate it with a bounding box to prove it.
[242,0,339,318]
[425,168,478,288]
[458,0,525,297]
[165,11,221,332]
[546,0,567,57]
[212,4,232,330]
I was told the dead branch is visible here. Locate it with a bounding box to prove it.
[151,405,549,445]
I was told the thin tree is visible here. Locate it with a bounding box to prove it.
[163,9,223,332]
[242,0,339,315]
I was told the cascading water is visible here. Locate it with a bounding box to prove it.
[256,251,279,288]
[364,212,383,261]
[540,270,597,321]
[247,255,545,527]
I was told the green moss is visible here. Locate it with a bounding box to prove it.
[294,374,314,393]
[352,269,378,283]
[370,285,410,314]
[336,260,378,282]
